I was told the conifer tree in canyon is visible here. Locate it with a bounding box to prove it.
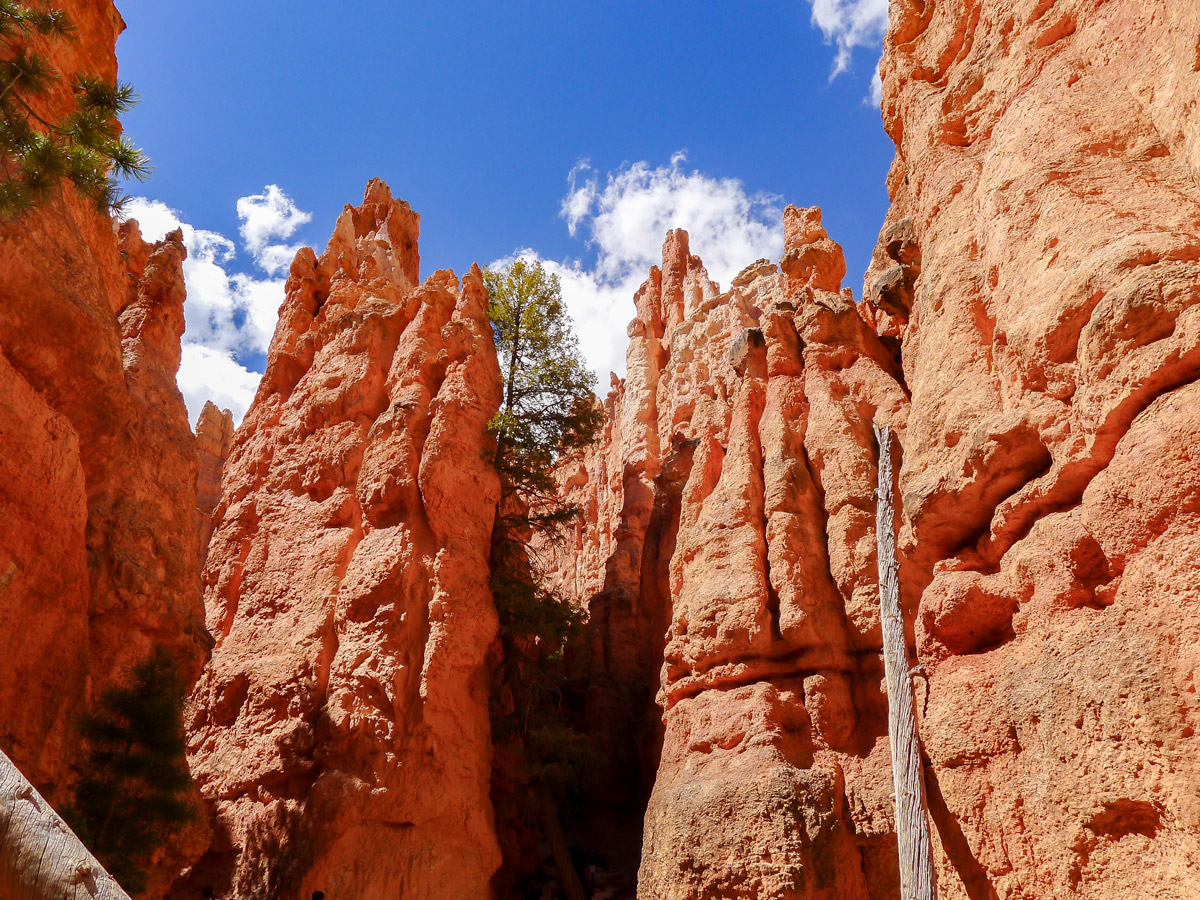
[484,259,604,900]
[0,1,148,216]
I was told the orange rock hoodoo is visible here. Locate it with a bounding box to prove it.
[183,181,504,900]
[195,401,234,564]
[542,213,910,897]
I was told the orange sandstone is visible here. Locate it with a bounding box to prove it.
[544,213,911,898]
[861,0,1200,896]
[194,401,234,563]
[0,0,206,823]
[183,181,504,900]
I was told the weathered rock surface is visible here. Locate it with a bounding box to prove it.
[0,0,207,821]
[194,401,234,562]
[544,212,911,899]
[859,0,1200,896]
[5,2,1199,899]
[0,351,90,793]
[183,180,504,900]
[549,2,1200,896]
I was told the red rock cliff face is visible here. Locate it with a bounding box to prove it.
[545,211,911,898]
[858,0,1200,896]
[547,3,1200,897]
[194,401,234,563]
[184,180,503,900]
[0,0,206,807]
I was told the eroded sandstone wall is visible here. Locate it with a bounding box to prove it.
[0,0,207,811]
[857,0,1200,896]
[544,212,912,898]
[552,3,1200,882]
[195,400,234,562]
[183,181,503,900]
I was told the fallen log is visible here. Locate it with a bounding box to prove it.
[0,748,130,900]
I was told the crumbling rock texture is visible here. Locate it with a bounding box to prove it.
[860,0,1200,896]
[184,181,504,900]
[0,0,206,817]
[194,401,235,563]
[4,2,1197,899]
[544,212,911,899]
[552,1,1200,896]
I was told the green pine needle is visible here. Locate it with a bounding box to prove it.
[1,3,149,220]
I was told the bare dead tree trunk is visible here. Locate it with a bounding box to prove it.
[533,779,588,900]
[0,748,130,900]
[874,424,937,900]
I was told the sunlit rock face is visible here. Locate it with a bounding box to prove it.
[183,180,504,900]
[4,1,1198,898]
[547,2,1200,894]
[541,211,911,899]
[195,401,234,563]
[855,0,1200,896]
[0,2,206,863]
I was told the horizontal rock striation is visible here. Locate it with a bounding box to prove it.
[861,0,1200,896]
[544,211,911,899]
[183,180,504,900]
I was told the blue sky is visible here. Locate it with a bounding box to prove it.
[115,1,893,422]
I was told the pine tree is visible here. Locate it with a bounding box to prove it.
[484,259,603,900]
[0,1,150,218]
[486,258,604,531]
[65,647,196,896]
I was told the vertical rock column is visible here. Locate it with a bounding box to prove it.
[184,180,503,900]
[194,401,234,563]
[636,210,910,900]
[544,210,911,898]
[0,1,207,817]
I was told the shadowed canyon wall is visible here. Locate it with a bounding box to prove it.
[181,181,504,900]
[0,0,208,821]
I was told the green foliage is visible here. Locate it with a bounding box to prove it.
[491,565,596,791]
[484,258,604,518]
[64,646,195,895]
[484,258,604,796]
[0,1,149,218]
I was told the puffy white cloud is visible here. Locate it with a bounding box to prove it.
[561,152,782,286]
[122,186,311,427]
[806,0,889,76]
[498,154,784,391]
[236,184,312,275]
[177,344,261,425]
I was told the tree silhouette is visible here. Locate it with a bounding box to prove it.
[65,647,195,895]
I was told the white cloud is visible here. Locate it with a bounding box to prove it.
[807,0,888,76]
[122,186,311,427]
[178,344,261,425]
[868,59,883,108]
[498,154,784,390]
[236,184,312,275]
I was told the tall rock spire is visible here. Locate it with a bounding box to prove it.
[183,181,504,900]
